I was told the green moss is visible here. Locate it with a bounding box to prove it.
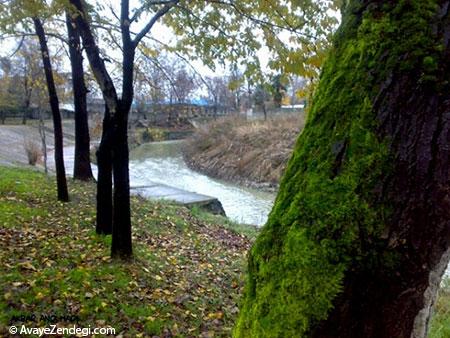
[234,1,443,336]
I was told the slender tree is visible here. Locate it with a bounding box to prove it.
[95,105,113,235]
[235,1,450,337]
[33,17,69,202]
[65,12,94,181]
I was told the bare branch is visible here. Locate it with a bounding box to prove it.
[108,3,120,22]
[132,0,179,47]
[141,36,214,94]
[205,0,318,40]
[130,0,176,22]
[0,32,69,45]
[8,35,25,57]
[138,53,181,101]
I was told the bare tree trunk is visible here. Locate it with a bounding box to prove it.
[69,0,132,257]
[66,13,94,181]
[96,105,113,235]
[33,17,69,202]
[38,110,47,174]
[110,41,134,259]
[111,104,132,258]
[22,74,30,125]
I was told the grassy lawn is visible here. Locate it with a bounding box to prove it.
[0,166,255,337]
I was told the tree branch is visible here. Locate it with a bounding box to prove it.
[0,31,69,45]
[205,0,318,40]
[140,36,214,95]
[69,0,119,114]
[132,0,179,47]
[8,35,24,57]
[130,0,177,22]
[137,53,181,101]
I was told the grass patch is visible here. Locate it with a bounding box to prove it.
[429,278,450,338]
[0,166,253,336]
[190,205,260,241]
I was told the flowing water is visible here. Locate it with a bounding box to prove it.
[129,141,276,226]
[58,141,275,226]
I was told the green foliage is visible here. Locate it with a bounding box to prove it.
[163,0,340,81]
[235,0,443,336]
[0,0,61,33]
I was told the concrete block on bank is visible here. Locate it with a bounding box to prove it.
[131,183,226,216]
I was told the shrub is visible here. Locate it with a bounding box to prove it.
[23,139,41,166]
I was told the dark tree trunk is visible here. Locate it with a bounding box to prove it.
[66,13,94,181]
[70,0,133,258]
[22,74,30,125]
[235,1,450,337]
[96,105,113,235]
[110,42,134,258]
[111,104,132,258]
[33,17,69,202]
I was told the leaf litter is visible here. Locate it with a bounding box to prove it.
[0,167,255,337]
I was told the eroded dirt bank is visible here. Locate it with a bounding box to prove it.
[183,115,304,191]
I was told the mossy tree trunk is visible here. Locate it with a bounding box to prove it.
[235,1,450,337]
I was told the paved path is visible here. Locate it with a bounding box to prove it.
[0,122,74,167]
[0,122,225,215]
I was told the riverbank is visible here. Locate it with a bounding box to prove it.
[183,115,304,191]
[0,165,258,336]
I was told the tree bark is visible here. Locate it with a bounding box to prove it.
[33,17,69,202]
[235,1,450,337]
[111,103,132,258]
[66,13,94,181]
[69,0,133,258]
[95,105,113,235]
[110,38,134,258]
[22,73,30,125]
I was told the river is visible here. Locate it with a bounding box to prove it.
[59,141,275,226]
[129,141,276,226]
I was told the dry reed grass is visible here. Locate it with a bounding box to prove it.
[23,139,42,166]
[184,113,305,188]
